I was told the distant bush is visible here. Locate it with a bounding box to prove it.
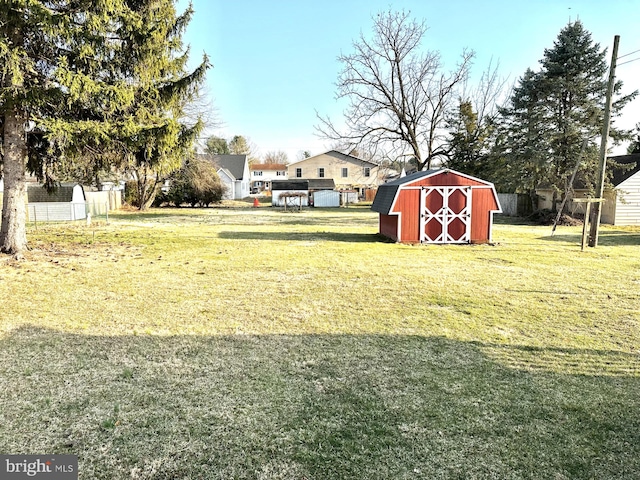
[167,158,226,207]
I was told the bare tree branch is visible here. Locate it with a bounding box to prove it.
[316,10,474,170]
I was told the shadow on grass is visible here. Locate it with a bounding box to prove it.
[1,327,639,479]
[218,230,382,243]
[538,230,640,246]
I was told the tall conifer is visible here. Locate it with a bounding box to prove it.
[0,1,208,255]
[498,21,636,208]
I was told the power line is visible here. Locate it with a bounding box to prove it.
[617,57,640,67]
[617,48,640,59]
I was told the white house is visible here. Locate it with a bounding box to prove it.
[249,163,288,192]
[202,154,250,200]
[601,154,640,225]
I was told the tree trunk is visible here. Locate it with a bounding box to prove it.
[0,109,29,257]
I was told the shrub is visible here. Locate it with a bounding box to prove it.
[167,159,226,207]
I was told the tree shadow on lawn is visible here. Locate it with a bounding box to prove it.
[1,327,639,480]
[538,230,640,246]
[218,230,382,243]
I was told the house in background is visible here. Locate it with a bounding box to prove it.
[249,163,288,193]
[601,153,640,225]
[287,150,383,199]
[535,153,640,225]
[202,154,250,200]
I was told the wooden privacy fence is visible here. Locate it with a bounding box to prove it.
[497,193,532,217]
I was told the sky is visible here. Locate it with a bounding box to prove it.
[177,0,640,162]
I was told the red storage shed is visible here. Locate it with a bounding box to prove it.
[371,169,502,244]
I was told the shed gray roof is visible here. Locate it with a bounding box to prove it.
[272,179,309,191]
[271,178,336,191]
[371,170,439,214]
[27,183,80,203]
[200,154,248,180]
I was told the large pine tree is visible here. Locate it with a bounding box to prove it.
[0,0,207,255]
[498,21,636,208]
[1,0,127,256]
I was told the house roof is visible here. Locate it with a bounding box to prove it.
[288,150,379,167]
[250,163,287,171]
[27,183,82,203]
[201,154,248,180]
[609,154,640,187]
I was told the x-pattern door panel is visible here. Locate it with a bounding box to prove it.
[420,186,471,243]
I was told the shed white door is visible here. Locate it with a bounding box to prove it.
[420,186,472,243]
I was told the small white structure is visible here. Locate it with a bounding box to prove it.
[313,190,340,207]
[27,183,87,221]
[271,180,310,207]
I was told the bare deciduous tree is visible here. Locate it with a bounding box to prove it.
[316,10,474,170]
[263,150,289,164]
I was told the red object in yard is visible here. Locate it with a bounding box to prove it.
[253,197,260,207]
[371,169,502,244]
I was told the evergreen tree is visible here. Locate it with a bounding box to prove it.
[1,0,131,256]
[167,157,226,207]
[445,100,494,179]
[228,135,251,155]
[205,135,230,155]
[627,124,640,154]
[0,1,208,254]
[113,0,209,210]
[498,21,636,209]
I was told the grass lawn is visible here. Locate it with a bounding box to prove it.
[1,205,639,479]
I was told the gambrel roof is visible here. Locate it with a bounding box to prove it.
[371,169,500,215]
[371,170,440,214]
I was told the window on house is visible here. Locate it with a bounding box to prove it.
[295,168,302,178]
[318,168,325,178]
[363,167,371,177]
[254,171,263,176]
[342,167,348,178]
[276,171,284,176]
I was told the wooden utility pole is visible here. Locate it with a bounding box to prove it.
[588,35,619,247]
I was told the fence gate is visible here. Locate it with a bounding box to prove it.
[420,186,472,243]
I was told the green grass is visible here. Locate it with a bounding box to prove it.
[1,206,639,479]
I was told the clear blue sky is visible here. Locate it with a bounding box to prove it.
[178,0,640,161]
